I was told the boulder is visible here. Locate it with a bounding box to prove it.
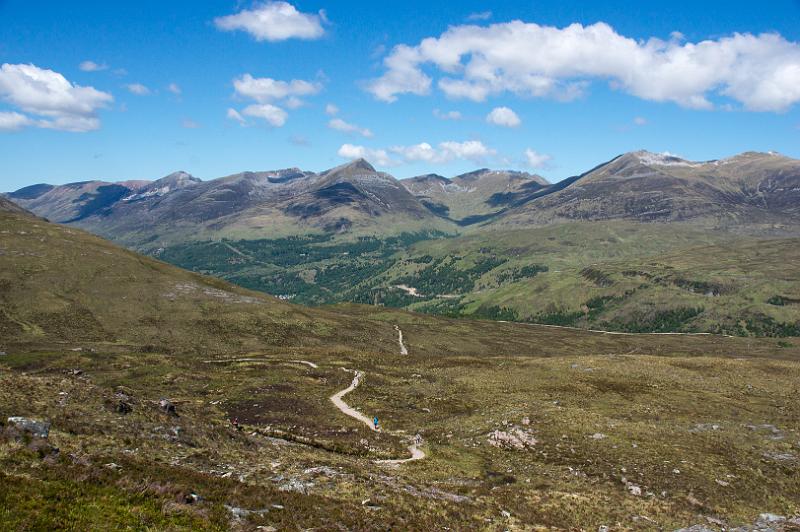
[116,401,133,415]
[159,399,177,416]
[487,427,537,450]
[7,417,50,438]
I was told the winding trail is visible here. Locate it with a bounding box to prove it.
[330,369,378,432]
[329,367,426,464]
[375,441,426,465]
[395,325,409,355]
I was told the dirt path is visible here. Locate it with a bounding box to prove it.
[330,369,378,432]
[375,441,425,465]
[292,360,319,369]
[395,325,409,355]
[329,367,426,464]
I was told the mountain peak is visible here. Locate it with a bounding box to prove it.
[148,171,201,190]
[158,171,199,183]
[628,150,696,167]
[320,158,379,180]
[345,158,376,172]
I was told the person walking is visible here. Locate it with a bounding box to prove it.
[373,416,379,430]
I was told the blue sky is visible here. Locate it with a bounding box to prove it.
[1,0,799,191]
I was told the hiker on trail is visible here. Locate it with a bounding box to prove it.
[232,417,240,431]
[373,416,379,430]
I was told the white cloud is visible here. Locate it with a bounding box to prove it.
[325,103,339,116]
[242,103,288,127]
[367,21,800,112]
[467,11,492,21]
[284,96,304,109]
[214,1,325,42]
[524,148,552,169]
[328,117,373,137]
[229,73,321,128]
[0,63,113,132]
[226,108,246,124]
[366,44,432,102]
[337,143,396,166]
[182,118,200,129]
[38,115,102,132]
[0,111,34,131]
[433,108,462,120]
[338,139,497,166]
[486,106,521,127]
[79,60,108,72]
[233,73,321,103]
[633,116,648,126]
[392,140,496,164]
[125,83,150,95]
[167,83,182,95]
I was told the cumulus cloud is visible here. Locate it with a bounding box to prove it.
[366,21,800,111]
[392,140,496,164]
[167,83,182,95]
[0,111,34,131]
[367,44,432,102]
[433,108,462,120]
[0,63,113,132]
[228,73,322,128]
[233,73,320,103]
[338,139,497,166]
[242,103,288,127]
[486,106,521,127]
[214,1,325,42]
[338,143,396,166]
[284,96,305,109]
[125,83,150,95]
[524,148,552,169]
[325,103,339,116]
[79,60,108,72]
[328,117,373,137]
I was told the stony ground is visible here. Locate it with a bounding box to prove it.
[2,331,799,530]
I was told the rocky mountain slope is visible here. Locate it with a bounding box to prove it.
[0,195,30,215]
[10,151,800,245]
[7,159,452,248]
[493,151,800,232]
[402,168,548,224]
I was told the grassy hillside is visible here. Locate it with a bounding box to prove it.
[0,207,401,356]
[2,204,800,529]
[152,221,800,337]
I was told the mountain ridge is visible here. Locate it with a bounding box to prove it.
[6,150,800,246]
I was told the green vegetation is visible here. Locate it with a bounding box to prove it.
[394,255,507,295]
[149,221,800,336]
[157,231,449,305]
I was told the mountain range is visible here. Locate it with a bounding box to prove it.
[7,150,800,248]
